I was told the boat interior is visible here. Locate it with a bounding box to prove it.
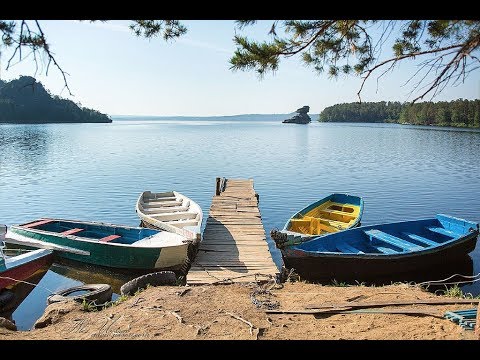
[20,219,161,245]
[294,215,477,255]
[140,191,201,228]
[288,200,361,235]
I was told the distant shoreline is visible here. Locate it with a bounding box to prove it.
[111,114,319,121]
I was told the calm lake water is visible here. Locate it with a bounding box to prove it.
[1,118,480,329]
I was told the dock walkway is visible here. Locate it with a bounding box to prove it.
[187,178,279,284]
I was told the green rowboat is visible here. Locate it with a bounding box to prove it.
[6,218,193,273]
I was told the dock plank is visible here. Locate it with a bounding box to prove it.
[187,178,279,285]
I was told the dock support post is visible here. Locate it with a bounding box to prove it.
[215,177,221,195]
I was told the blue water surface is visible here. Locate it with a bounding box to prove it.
[1,118,479,329]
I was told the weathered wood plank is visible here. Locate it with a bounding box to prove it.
[190,267,278,273]
[198,255,274,259]
[206,218,263,223]
[198,245,270,251]
[209,213,261,217]
[203,230,266,235]
[304,298,480,310]
[188,178,278,285]
[203,225,264,229]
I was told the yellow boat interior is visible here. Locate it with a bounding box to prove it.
[287,200,361,236]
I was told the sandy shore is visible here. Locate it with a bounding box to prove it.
[0,281,478,340]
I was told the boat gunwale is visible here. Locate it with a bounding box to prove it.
[2,248,53,269]
[283,233,478,260]
[10,218,191,250]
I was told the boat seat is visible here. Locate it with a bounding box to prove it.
[425,227,457,238]
[401,232,438,247]
[143,201,183,208]
[167,219,199,228]
[289,219,312,233]
[99,234,121,242]
[141,206,189,214]
[152,211,198,221]
[145,196,178,202]
[364,229,423,252]
[335,242,364,254]
[61,228,84,236]
[319,209,356,221]
[23,219,54,228]
[327,203,355,212]
[375,246,399,255]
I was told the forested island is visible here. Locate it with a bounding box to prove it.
[319,100,480,128]
[0,76,111,124]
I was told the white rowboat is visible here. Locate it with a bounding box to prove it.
[136,191,203,242]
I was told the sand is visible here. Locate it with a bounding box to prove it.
[0,280,477,340]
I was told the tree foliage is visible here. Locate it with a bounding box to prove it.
[319,99,480,128]
[319,101,404,123]
[128,20,187,40]
[230,20,480,103]
[0,20,73,94]
[0,76,111,123]
[1,20,479,103]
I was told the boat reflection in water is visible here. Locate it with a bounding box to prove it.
[3,256,476,331]
[51,258,134,294]
[0,257,164,331]
[0,267,51,330]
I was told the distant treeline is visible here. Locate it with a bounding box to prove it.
[319,100,480,128]
[0,76,111,124]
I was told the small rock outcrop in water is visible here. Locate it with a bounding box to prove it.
[282,106,311,124]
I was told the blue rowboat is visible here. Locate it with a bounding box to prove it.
[271,193,364,248]
[281,214,479,282]
[5,218,195,273]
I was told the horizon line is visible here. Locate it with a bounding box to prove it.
[109,112,321,118]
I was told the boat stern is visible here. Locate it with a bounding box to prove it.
[436,214,480,235]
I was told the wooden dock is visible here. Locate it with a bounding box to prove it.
[187,178,279,285]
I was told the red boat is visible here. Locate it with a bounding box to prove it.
[0,225,53,290]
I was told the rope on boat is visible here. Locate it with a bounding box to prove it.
[270,228,287,248]
[0,276,57,294]
[415,272,480,288]
[414,273,480,297]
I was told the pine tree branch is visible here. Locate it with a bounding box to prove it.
[357,43,464,103]
[278,20,336,56]
[34,20,72,96]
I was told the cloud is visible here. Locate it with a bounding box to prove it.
[178,37,231,54]
[73,20,130,34]
[73,20,231,54]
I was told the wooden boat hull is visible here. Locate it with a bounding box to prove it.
[281,214,479,282]
[272,193,364,248]
[6,219,193,273]
[0,248,53,290]
[283,235,477,282]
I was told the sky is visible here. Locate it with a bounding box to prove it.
[1,20,479,117]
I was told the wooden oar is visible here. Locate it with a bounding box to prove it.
[4,237,90,256]
[304,298,480,310]
[266,308,443,318]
